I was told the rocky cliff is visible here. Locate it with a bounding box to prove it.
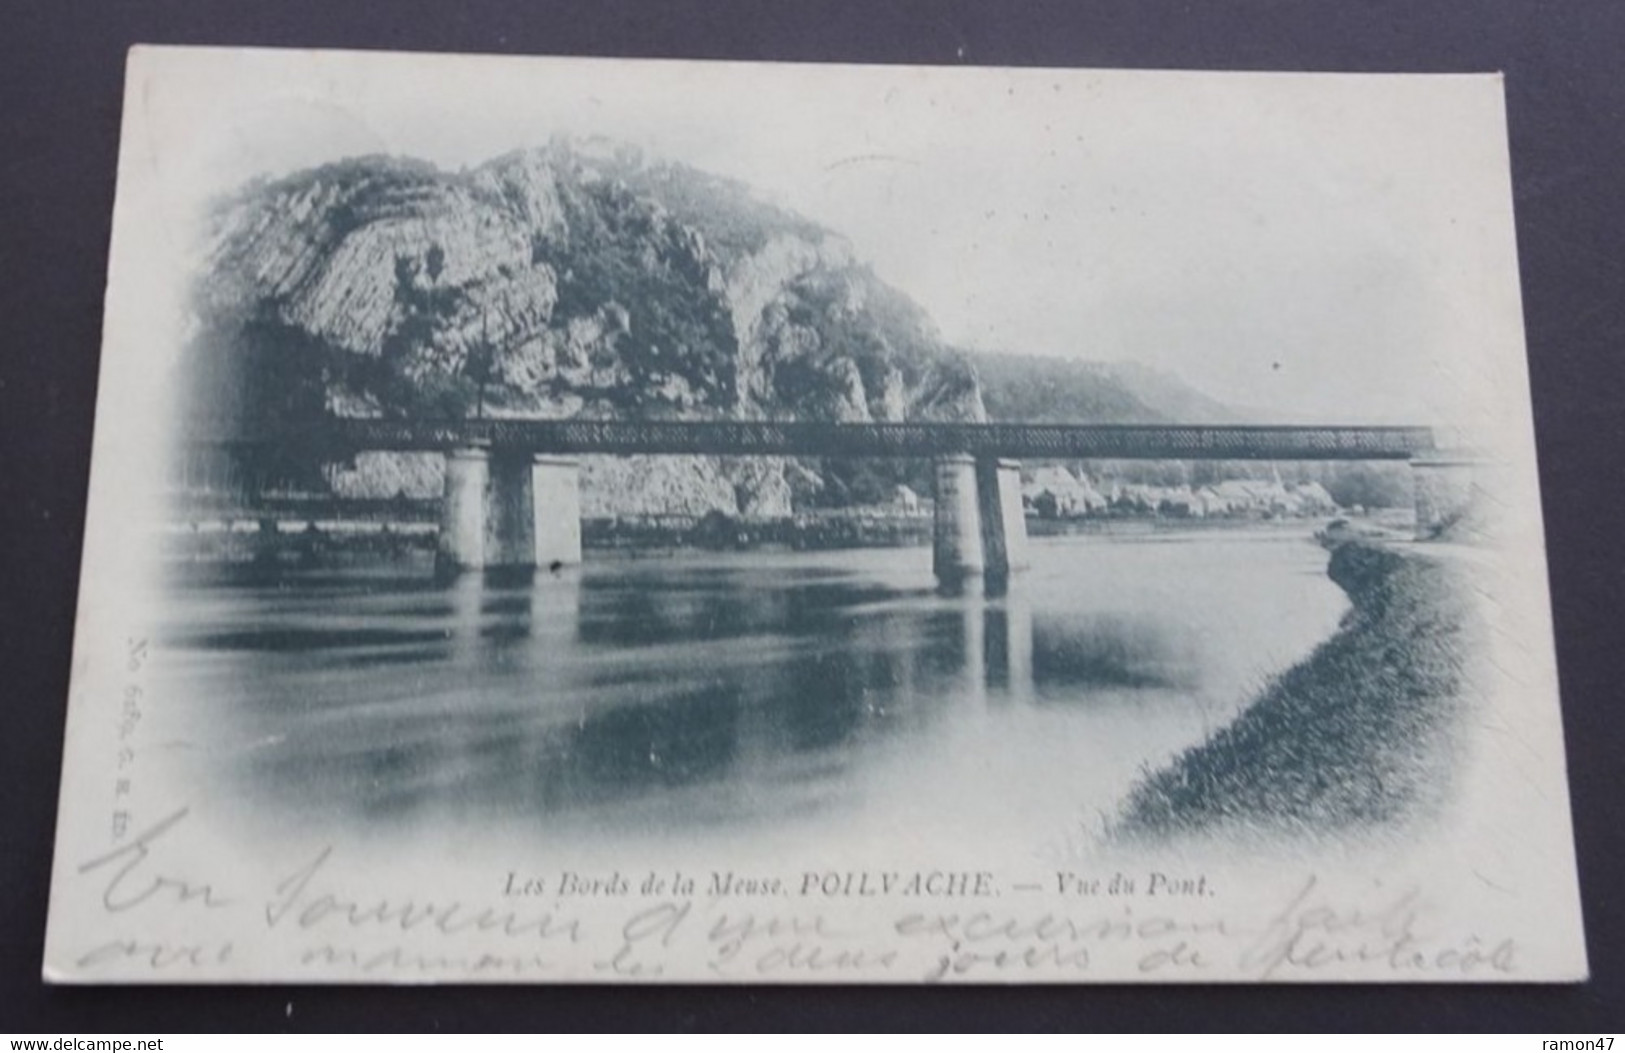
[186,139,985,514]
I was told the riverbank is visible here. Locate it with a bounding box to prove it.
[1114,540,1478,841]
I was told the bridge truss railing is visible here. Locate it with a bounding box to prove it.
[181,418,1436,461]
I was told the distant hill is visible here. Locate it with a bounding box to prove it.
[968,351,1236,424]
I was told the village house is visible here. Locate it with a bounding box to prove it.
[1023,465,1108,518]
[1016,464,1344,520]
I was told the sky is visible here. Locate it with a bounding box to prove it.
[123,47,1528,431]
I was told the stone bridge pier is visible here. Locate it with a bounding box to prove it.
[436,444,582,573]
[934,455,1029,589]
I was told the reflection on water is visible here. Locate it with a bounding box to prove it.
[151,534,1347,853]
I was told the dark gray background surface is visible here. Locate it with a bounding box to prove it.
[2,0,1621,1031]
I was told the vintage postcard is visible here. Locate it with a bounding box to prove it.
[44,46,1586,983]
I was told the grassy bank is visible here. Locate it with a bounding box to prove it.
[1115,541,1478,841]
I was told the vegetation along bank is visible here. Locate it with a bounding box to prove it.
[1115,540,1479,841]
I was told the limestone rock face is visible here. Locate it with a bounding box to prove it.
[189,140,985,515]
[578,456,737,518]
[202,159,553,370]
[325,452,444,501]
[723,458,796,517]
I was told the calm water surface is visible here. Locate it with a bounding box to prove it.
[151,531,1347,858]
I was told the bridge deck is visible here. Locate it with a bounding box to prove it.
[185,419,1434,461]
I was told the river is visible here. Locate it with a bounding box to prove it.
[148,529,1348,862]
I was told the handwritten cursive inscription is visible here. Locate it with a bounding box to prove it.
[76,808,232,914]
[64,822,1524,982]
[298,943,555,977]
[895,906,1229,981]
[267,845,585,945]
[1239,875,1517,979]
